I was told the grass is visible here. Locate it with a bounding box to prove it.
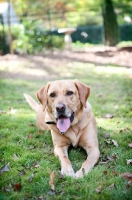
[0,57,132,200]
[117,41,132,48]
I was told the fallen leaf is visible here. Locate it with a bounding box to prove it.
[121,172,132,181]
[13,154,19,161]
[49,171,55,191]
[128,143,132,148]
[99,161,109,165]
[114,105,118,109]
[112,154,117,161]
[13,183,22,191]
[28,134,32,139]
[9,107,17,114]
[109,183,115,189]
[112,140,118,147]
[107,156,113,161]
[38,195,45,200]
[2,184,12,193]
[28,173,34,182]
[126,182,131,190]
[0,110,6,114]
[112,170,118,176]
[0,163,10,174]
[47,189,56,195]
[27,145,36,149]
[97,93,103,98]
[37,131,43,135]
[126,159,132,165]
[18,170,26,176]
[104,114,114,119]
[128,180,132,184]
[102,134,110,138]
[28,123,35,127]
[103,170,107,175]
[32,161,40,168]
[3,187,11,193]
[100,154,117,165]
[73,195,80,199]
[99,155,112,164]
[95,185,102,193]
[105,139,111,145]
[56,190,64,195]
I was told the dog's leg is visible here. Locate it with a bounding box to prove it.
[75,146,100,178]
[54,145,75,177]
[75,121,100,179]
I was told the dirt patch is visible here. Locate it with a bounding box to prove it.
[0,47,132,80]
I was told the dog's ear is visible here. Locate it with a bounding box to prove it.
[74,80,90,108]
[36,83,50,111]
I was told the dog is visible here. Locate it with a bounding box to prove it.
[24,79,100,178]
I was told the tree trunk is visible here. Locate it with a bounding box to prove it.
[102,0,119,46]
[7,0,14,54]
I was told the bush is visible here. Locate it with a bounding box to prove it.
[120,24,132,41]
[0,25,9,54]
[0,20,64,54]
[1,20,132,54]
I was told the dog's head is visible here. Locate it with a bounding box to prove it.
[37,80,90,133]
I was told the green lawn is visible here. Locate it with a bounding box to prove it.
[0,57,132,200]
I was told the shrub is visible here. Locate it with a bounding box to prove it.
[0,20,64,54]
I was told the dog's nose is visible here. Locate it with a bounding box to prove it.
[56,103,66,113]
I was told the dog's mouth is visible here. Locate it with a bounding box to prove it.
[56,112,74,134]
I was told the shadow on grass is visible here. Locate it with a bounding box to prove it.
[1,51,132,82]
[38,51,132,68]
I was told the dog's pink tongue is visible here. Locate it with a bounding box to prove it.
[57,118,70,133]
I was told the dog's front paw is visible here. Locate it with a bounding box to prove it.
[61,168,75,177]
[75,169,84,179]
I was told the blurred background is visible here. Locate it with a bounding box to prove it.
[0,0,132,55]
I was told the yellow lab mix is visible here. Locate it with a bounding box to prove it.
[24,80,100,178]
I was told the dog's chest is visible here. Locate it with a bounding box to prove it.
[65,125,82,147]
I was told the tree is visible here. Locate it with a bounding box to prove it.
[7,0,14,54]
[102,0,119,46]
[10,0,131,46]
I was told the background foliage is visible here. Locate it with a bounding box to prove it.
[0,0,132,53]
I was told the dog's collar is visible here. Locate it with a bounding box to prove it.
[70,112,75,123]
[46,121,56,125]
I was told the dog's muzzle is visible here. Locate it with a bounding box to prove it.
[46,112,75,134]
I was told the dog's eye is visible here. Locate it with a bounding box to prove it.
[66,91,73,96]
[50,92,56,98]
